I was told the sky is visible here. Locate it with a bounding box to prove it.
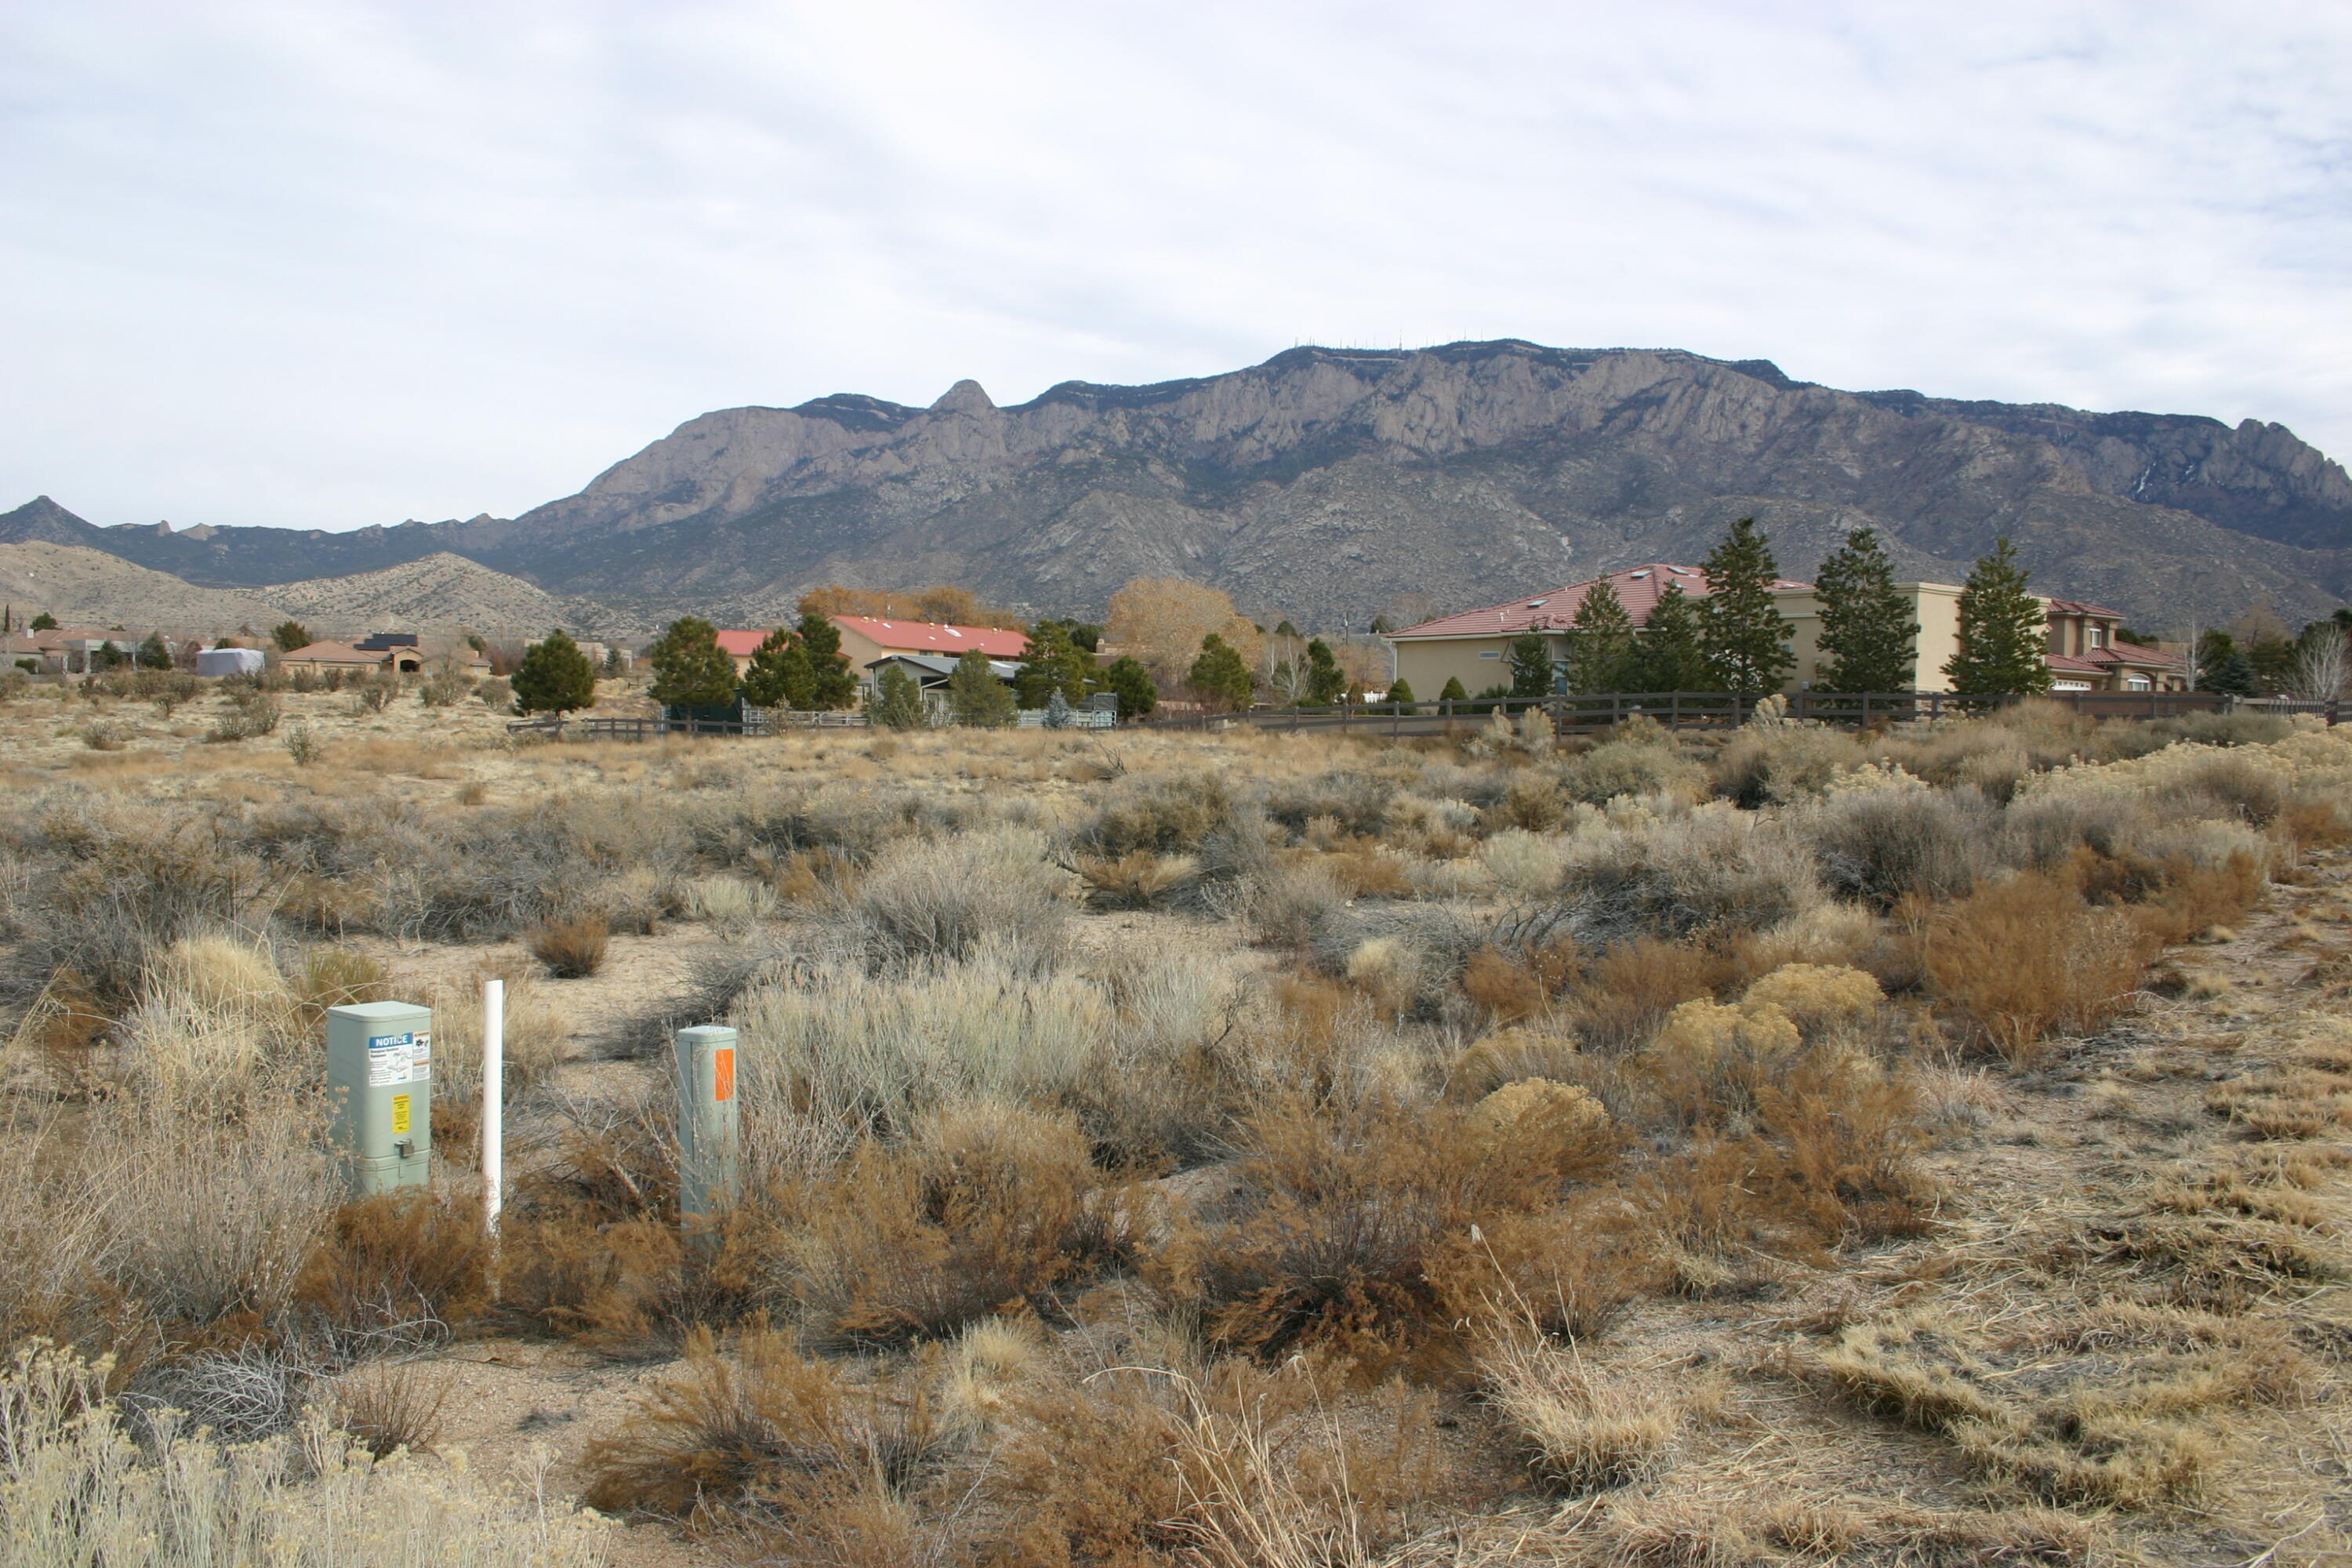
[3,1,2349,533]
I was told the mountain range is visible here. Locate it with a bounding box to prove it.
[6,341,2349,635]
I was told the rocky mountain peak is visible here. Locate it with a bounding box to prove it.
[929,379,996,415]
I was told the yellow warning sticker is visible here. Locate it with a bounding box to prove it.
[391,1093,412,1135]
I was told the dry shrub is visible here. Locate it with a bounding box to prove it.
[776,1104,1112,1349]
[427,964,572,1102]
[1475,1331,1702,1494]
[1559,938,1732,1054]
[2125,851,2267,946]
[325,1358,451,1456]
[295,1190,492,1349]
[583,1329,946,1526]
[1484,769,1568,832]
[1557,721,1705,804]
[1712,723,1869,805]
[1802,785,2003,908]
[1738,962,1883,1036]
[835,827,1073,973]
[1552,806,1822,947]
[1236,859,1352,948]
[1075,772,1236,858]
[1428,1189,1661,1342]
[296,947,392,1031]
[1447,1022,1584,1098]
[1912,870,2158,1065]
[1817,1303,2311,1508]
[1459,939,1579,1025]
[526,913,610,978]
[1146,1090,1622,1361]
[1076,850,1200,909]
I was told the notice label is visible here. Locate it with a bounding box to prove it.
[368,1030,431,1087]
[713,1047,735,1103]
[391,1093,412,1136]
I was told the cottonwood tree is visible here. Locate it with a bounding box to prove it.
[1627,583,1714,692]
[1945,539,2052,695]
[647,616,739,708]
[1560,578,1635,695]
[948,648,1016,726]
[2290,622,2349,702]
[740,626,816,710]
[1697,517,1793,694]
[1813,527,1920,693]
[512,629,598,717]
[1106,579,1265,685]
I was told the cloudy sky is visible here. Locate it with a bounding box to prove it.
[4,1,2348,532]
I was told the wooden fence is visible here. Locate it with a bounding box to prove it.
[511,688,2336,743]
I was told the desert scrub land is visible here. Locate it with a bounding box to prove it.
[4,673,2352,1566]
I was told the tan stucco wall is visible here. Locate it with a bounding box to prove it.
[1388,581,1968,696]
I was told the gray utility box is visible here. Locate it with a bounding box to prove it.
[325,1000,434,1196]
[675,1025,741,1223]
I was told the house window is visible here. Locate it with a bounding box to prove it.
[2125,675,2151,691]
[2089,626,2106,648]
[1479,650,1500,659]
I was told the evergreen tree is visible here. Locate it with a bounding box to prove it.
[739,625,816,710]
[646,615,740,708]
[1439,676,1468,703]
[1627,585,1715,692]
[29,612,57,632]
[1303,638,1348,705]
[271,620,311,653]
[512,628,598,717]
[1508,633,1555,698]
[1944,539,2052,695]
[1188,633,1254,710]
[135,632,172,670]
[1015,619,1094,706]
[1385,677,1417,712]
[1813,527,1920,693]
[603,647,625,677]
[1102,655,1158,720]
[1560,579,1635,695]
[1696,517,1794,694]
[2207,650,2256,696]
[947,648,1016,726]
[797,612,858,708]
[91,641,129,671]
[866,665,929,729]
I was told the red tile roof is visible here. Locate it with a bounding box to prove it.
[2045,597,2129,620]
[1390,564,1812,639]
[833,617,1031,657]
[715,630,768,658]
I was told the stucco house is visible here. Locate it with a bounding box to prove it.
[717,617,1031,686]
[1386,564,2183,696]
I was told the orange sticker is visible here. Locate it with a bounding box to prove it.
[713,1047,735,1103]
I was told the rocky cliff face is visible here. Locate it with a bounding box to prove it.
[10,342,2350,630]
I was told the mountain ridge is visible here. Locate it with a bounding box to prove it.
[7,340,2348,631]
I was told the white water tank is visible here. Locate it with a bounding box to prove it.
[196,647,266,677]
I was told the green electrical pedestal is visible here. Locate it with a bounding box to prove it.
[675,1025,740,1224]
[326,1000,434,1196]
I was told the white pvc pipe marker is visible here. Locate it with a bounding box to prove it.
[482,978,504,1237]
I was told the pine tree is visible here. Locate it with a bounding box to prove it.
[1813,527,1920,693]
[271,620,311,653]
[947,648,1016,726]
[1102,655,1157,720]
[866,665,929,729]
[1015,619,1094,707]
[1944,539,2052,695]
[646,616,739,708]
[135,632,172,670]
[1627,584,1714,692]
[1385,677,1417,711]
[740,626,816,710]
[1508,633,1555,698]
[1188,633,1254,710]
[29,612,57,632]
[1560,579,1635,695]
[1697,517,1794,694]
[1303,638,1348,705]
[1439,676,1468,703]
[512,629,598,716]
[797,612,858,708]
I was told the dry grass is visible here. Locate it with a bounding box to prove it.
[1911,870,2159,1064]
[526,912,611,978]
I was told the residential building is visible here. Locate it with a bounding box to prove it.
[1386,565,2182,696]
[715,618,1031,687]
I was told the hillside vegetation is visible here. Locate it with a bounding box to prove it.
[3,679,2351,1566]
